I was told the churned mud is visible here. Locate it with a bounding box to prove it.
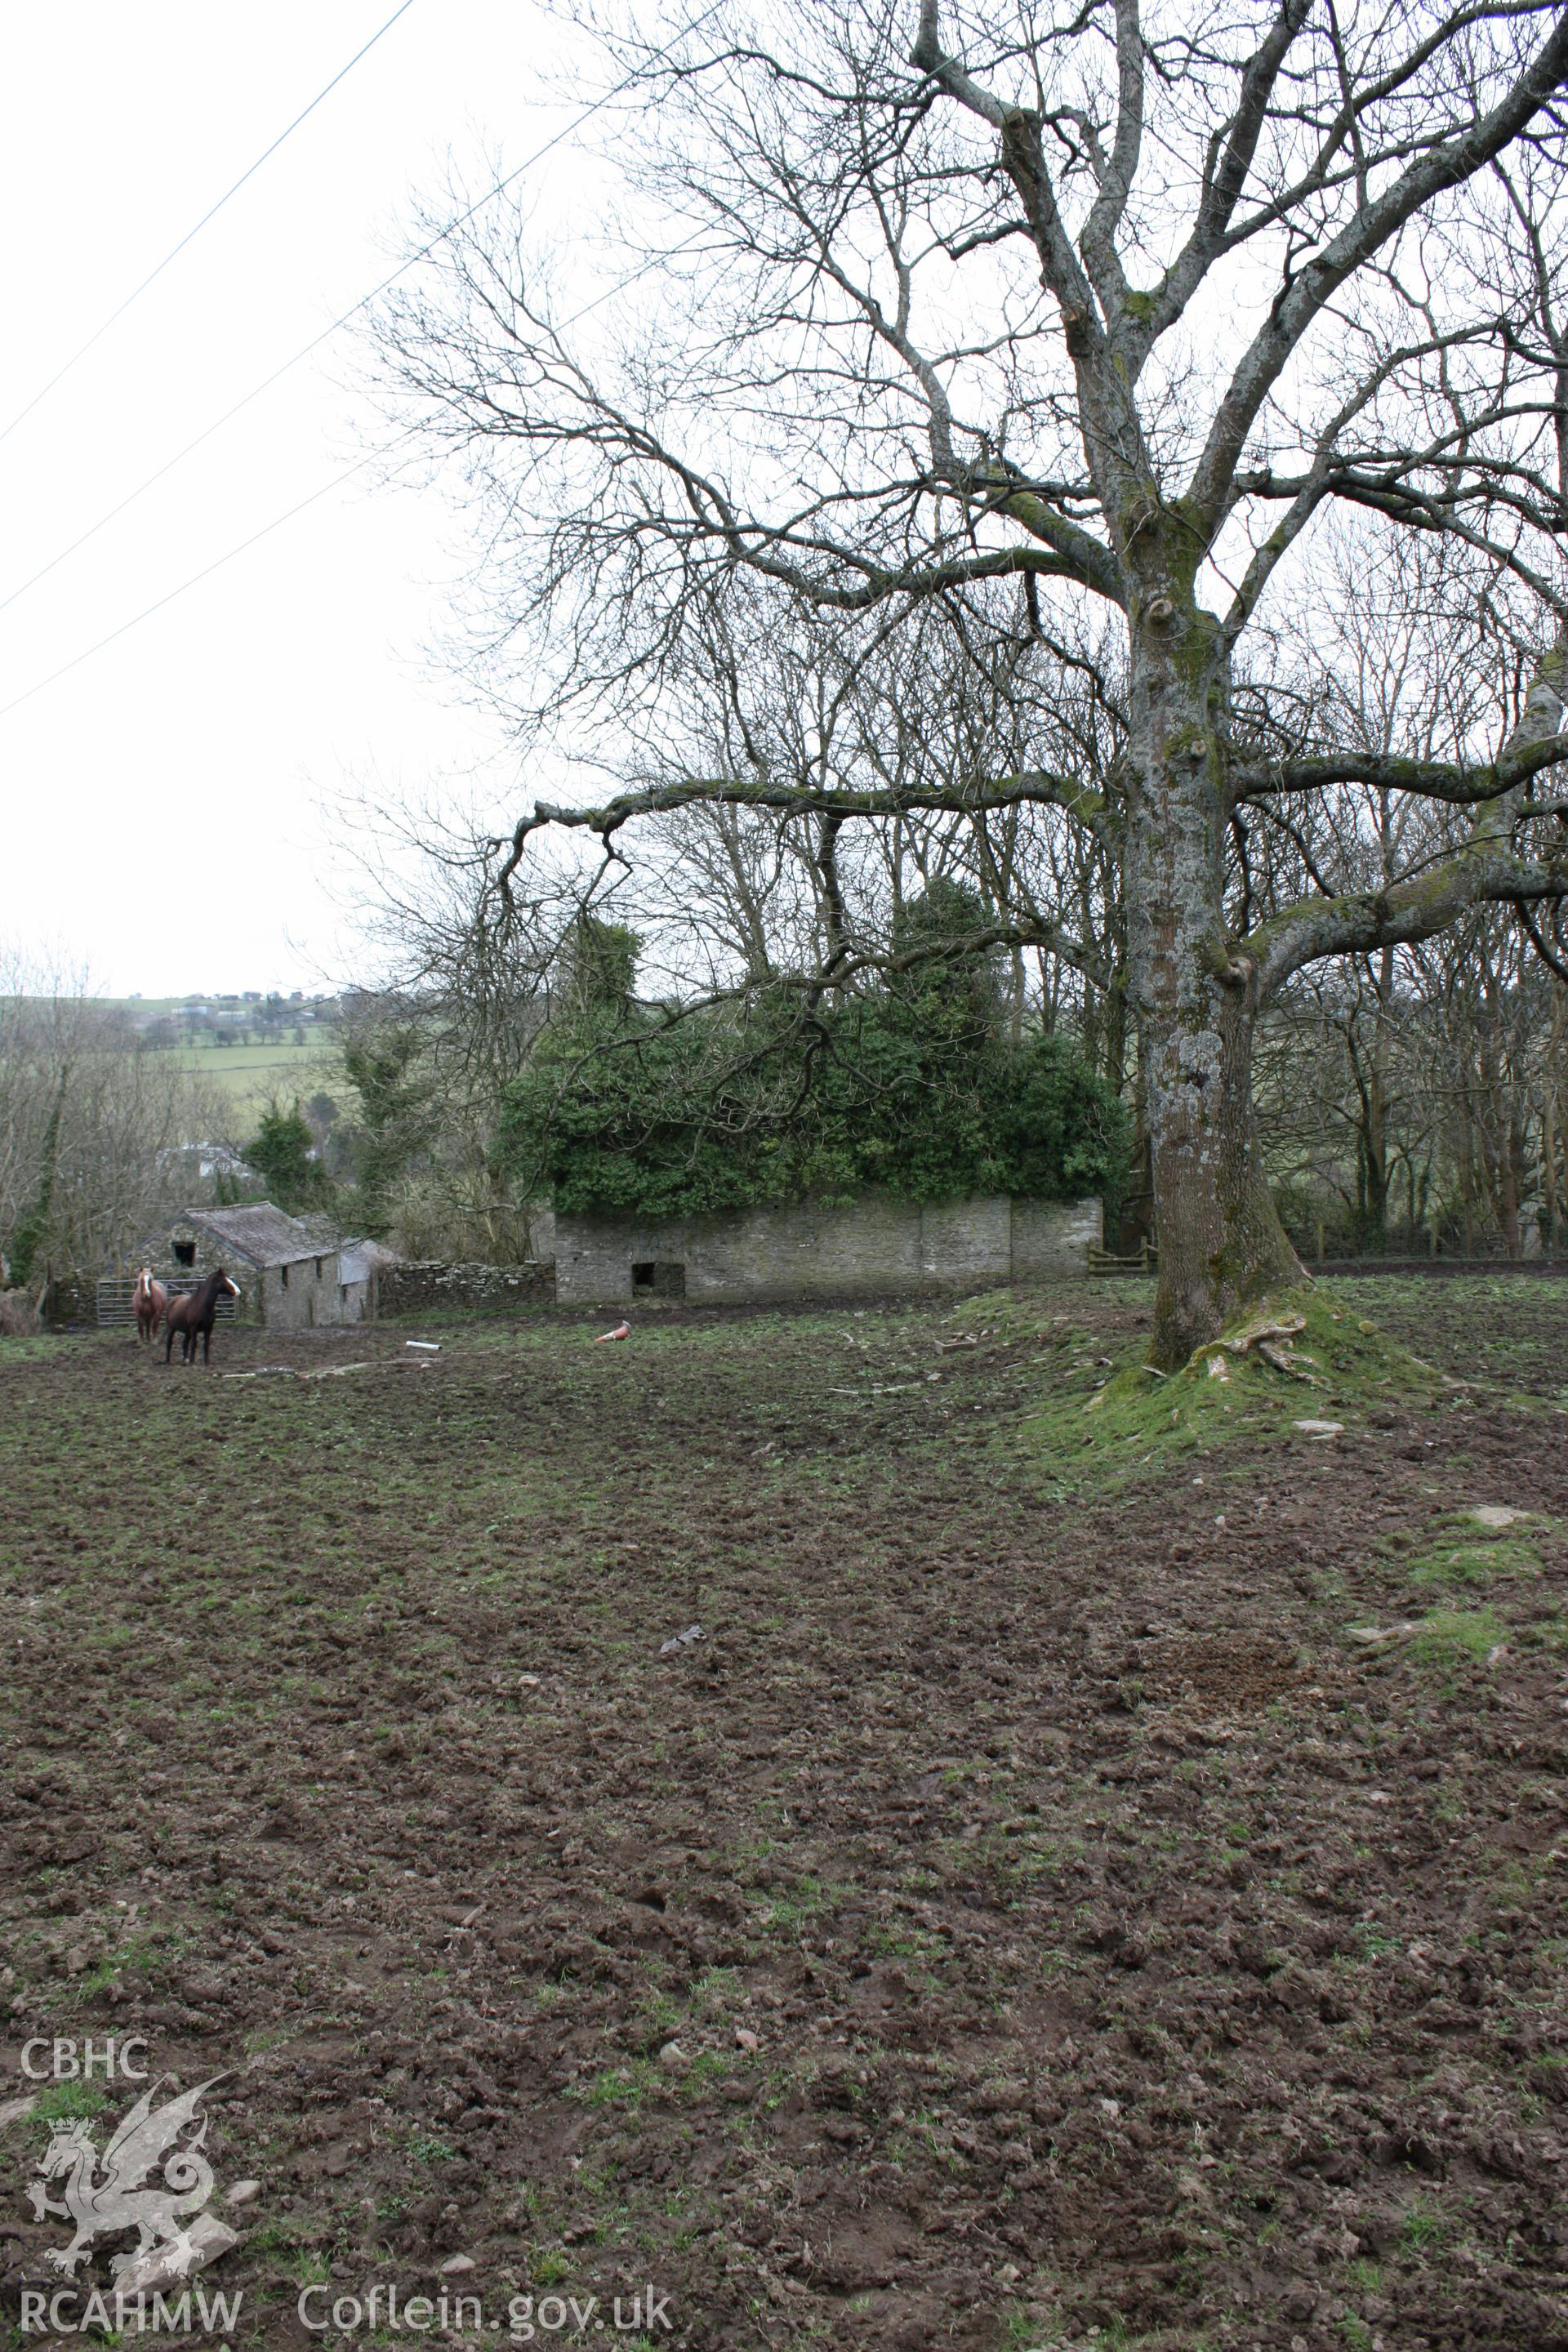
[1,1275,1566,2351]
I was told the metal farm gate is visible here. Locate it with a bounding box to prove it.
[96,1276,238,1328]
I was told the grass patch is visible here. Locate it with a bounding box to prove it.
[34,2080,110,2123]
[1406,1537,1541,1590]
[1401,2205,1448,2252]
[580,2048,734,2112]
[1409,1608,1506,1668]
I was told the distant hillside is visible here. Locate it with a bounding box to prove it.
[100,989,342,1052]
[76,992,346,1116]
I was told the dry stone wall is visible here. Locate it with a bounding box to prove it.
[376,1260,556,1317]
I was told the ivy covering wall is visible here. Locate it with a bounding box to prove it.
[500,932,1128,1222]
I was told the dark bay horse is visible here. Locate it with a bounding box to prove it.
[164,1268,241,1365]
[131,1267,167,1345]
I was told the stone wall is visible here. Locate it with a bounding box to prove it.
[166,1216,244,1285]
[161,1220,354,1328]
[554,1193,1102,1307]
[2,1287,44,1334]
[376,1260,557,1318]
[256,1254,345,1330]
[1010,1197,1107,1276]
[42,1276,94,1328]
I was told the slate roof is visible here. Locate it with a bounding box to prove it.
[178,1205,336,1270]
[292,1211,347,1250]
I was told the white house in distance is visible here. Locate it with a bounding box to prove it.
[166,1204,380,1329]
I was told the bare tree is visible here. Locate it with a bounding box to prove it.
[612,593,1120,1008]
[374,0,1568,1359]
[327,773,565,1256]
[0,953,229,1290]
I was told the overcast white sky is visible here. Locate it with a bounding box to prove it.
[0,2,604,998]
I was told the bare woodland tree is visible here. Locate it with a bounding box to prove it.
[1257,911,1568,1255]
[375,0,1568,1363]
[0,956,229,1290]
[333,797,560,1256]
[608,596,1123,1018]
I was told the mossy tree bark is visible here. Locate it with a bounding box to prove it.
[1124,594,1303,1366]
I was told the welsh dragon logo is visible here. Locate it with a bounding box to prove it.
[28,2074,225,2279]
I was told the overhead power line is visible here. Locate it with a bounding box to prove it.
[0,0,419,451]
[0,235,706,724]
[0,459,381,721]
[0,0,726,626]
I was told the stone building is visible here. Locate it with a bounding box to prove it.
[336,1239,401,1323]
[167,1205,355,1330]
[553,1191,1102,1307]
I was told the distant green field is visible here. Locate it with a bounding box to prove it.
[158,1040,341,1115]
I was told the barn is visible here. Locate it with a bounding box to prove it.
[336,1238,400,1324]
[166,1205,355,1330]
[552,1191,1104,1307]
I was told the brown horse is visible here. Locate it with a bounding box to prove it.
[131,1267,167,1345]
[164,1267,240,1365]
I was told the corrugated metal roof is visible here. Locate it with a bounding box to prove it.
[337,1238,398,1286]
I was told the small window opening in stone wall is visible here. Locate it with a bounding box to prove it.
[281,1265,289,1290]
[315,1258,323,1279]
[633,1260,686,1298]
[172,1241,195,1267]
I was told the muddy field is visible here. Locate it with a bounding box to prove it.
[2,1275,1567,2352]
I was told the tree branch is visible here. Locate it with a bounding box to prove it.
[1188,6,1568,529]
[492,764,1110,893]
[1251,840,1568,996]
[1233,733,1568,807]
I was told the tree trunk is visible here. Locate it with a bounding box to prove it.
[1125,609,1304,1368]
[1499,1117,1524,1259]
[1544,1077,1560,1250]
[1360,1075,1390,1254]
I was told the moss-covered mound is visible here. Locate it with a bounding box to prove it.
[1015,1281,1455,1487]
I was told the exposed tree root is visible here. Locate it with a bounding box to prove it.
[1204,1311,1321,1383]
